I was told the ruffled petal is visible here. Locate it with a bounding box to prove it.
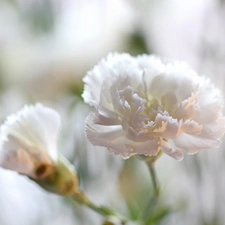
[171,94,197,120]
[82,53,138,107]
[152,113,202,139]
[86,113,160,159]
[160,140,184,160]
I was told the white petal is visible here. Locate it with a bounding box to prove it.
[149,62,200,102]
[201,117,225,139]
[82,52,138,107]
[94,106,121,126]
[194,78,224,123]
[136,54,166,88]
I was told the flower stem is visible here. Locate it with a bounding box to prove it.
[143,158,161,223]
[71,190,128,224]
[148,163,159,197]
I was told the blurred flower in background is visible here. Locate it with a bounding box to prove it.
[0,0,225,225]
[0,0,134,101]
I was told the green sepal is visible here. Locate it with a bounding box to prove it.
[32,154,78,196]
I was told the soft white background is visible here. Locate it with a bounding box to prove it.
[0,0,224,224]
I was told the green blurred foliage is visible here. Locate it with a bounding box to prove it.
[20,0,55,35]
[126,30,150,56]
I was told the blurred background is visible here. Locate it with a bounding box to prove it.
[0,0,225,224]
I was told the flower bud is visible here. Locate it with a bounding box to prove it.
[0,104,78,195]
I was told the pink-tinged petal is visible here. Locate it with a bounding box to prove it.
[160,140,184,161]
[152,114,182,139]
[113,139,160,159]
[182,120,202,134]
[86,113,160,159]
[173,133,221,155]
[0,135,53,179]
[126,126,151,142]
[152,113,202,139]
[172,93,197,120]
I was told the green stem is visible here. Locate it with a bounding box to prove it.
[147,163,159,197]
[71,190,128,224]
[143,159,160,223]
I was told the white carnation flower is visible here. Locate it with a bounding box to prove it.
[0,104,61,179]
[82,53,225,160]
